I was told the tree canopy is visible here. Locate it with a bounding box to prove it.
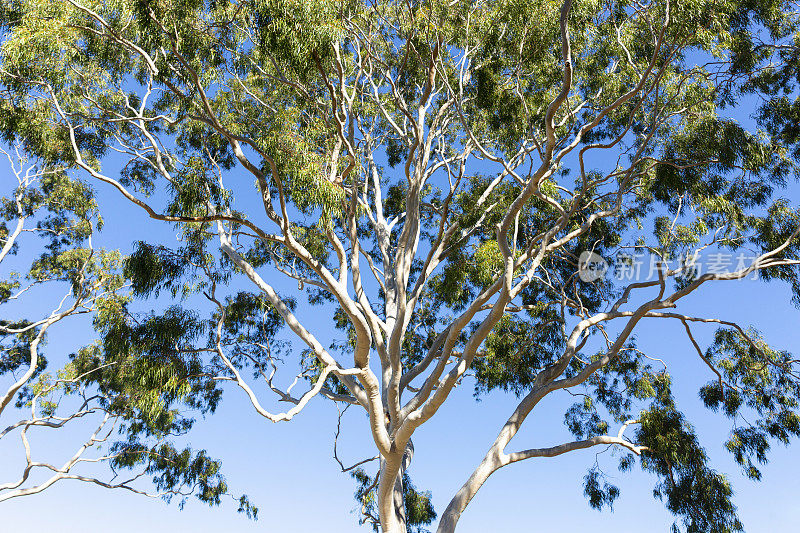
[1,1,800,532]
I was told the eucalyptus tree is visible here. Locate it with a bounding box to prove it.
[0,145,256,512]
[0,145,134,500]
[1,0,800,532]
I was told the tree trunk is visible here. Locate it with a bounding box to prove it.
[436,452,504,533]
[378,455,407,533]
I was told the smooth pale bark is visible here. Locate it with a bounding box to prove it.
[378,454,406,533]
[0,321,51,416]
[437,451,504,533]
[378,438,416,532]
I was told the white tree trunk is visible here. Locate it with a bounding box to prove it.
[378,455,407,533]
[436,452,504,533]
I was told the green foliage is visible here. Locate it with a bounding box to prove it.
[110,440,256,514]
[402,472,437,533]
[583,467,620,511]
[474,311,562,395]
[699,329,800,480]
[637,406,743,533]
[124,241,197,298]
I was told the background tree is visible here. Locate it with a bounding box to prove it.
[1,0,800,531]
[0,145,256,514]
